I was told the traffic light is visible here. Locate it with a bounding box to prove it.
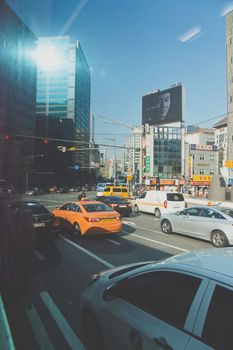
[156,177,160,190]
[3,134,11,140]
[43,139,49,144]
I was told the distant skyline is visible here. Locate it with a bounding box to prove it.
[6,0,232,145]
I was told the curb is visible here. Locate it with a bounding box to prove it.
[0,294,15,350]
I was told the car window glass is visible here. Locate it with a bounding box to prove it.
[121,188,128,193]
[113,188,121,192]
[200,208,215,218]
[104,187,111,192]
[139,192,146,199]
[69,203,81,212]
[186,208,201,216]
[220,208,233,219]
[24,202,50,214]
[117,271,201,329]
[166,193,184,201]
[60,203,71,210]
[82,203,113,212]
[202,285,233,349]
[75,204,81,212]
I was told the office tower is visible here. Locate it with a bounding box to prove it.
[0,0,37,191]
[35,36,91,186]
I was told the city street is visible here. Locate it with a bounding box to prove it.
[3,192,212,350]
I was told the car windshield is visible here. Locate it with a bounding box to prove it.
[167,193,184,201]
[25,202,50,214]
[219,208,233,218]
[82,203,114,212]
[108,196,123,202]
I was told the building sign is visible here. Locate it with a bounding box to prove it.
[192,175,212,182]
[145,156,150,172]
[142,85,182,126]
[190,144,218,151]
[224,160,233,168]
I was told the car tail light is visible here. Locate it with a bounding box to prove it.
[164,200,167,208]
[111,204,118,207]
[85,217,101,223]
[52,218,60,227]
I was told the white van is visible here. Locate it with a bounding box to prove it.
[132,190,186,218]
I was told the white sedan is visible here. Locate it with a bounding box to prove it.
[80,248,233,350]
[160,206,233,247]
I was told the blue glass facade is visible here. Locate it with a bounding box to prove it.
[153,127,182,178]
[35,36,91,185]
[0,0,37,190]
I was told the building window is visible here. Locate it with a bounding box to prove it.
[230,37,232,45]
[200,169,205,175]
[200,154,205,161]
[210,170,215,175]
[210,155,215,161]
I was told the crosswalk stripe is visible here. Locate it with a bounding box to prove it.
[40,291,86,350]
[24,297,55,350]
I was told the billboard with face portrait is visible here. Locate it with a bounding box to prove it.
[142,85,183,126]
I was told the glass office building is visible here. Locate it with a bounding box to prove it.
[0,0,37,190]
[153,126,182,178]
[35,36,91,185]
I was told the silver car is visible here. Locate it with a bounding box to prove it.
[80,248,233,350]
[160,206,233,247]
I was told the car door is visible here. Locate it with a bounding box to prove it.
[67,203,83,228]
[55,203,72,230]
[136,192,147,212]
[101,270,205,350]
[174,208,202,236]
[186,281,233,349]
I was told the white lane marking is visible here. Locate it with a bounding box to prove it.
[33,250,45,261]
[106,239,121,246]
[123,221,136,226]
[24,297,55,350]
[125,232,189,252]
[40,292,86,350]
[0,294,15,350]
[60,235,115,268]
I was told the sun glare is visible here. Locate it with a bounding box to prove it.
[36,45,63,70]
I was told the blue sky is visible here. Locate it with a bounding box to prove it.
[6,0,232,145]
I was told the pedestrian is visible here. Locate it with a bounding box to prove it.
[78,190,86,201]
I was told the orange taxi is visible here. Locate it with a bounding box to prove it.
[52,200,122,237]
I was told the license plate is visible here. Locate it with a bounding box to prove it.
[119,205,127,208]
[33,222,46,228]
[102,219,114,222]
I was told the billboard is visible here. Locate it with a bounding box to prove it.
[142,85,182,126]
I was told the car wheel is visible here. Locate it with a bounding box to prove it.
[133,204,139,213]
[154,208,161,218]
[73,222,81,237]
[210,230,229,247]
[161,219,173,234]
[82,308,105,350]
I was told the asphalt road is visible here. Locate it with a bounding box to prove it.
[2,192,213,350]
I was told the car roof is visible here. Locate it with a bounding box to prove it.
[154,248,233,280]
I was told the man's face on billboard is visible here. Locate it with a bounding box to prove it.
[157,92,170,119]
